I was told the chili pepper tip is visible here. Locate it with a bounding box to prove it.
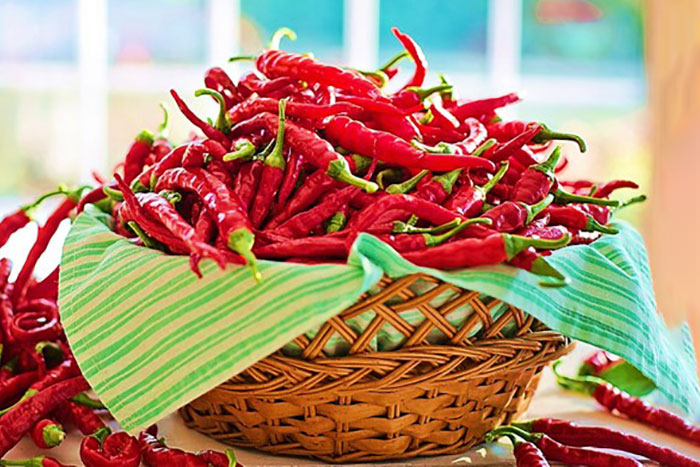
[228,229,262,283]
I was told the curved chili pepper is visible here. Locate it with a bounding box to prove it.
[391,27,427,90]
[266,170,339,228]
[487,120,586,152]
[0,210,31,249]
[579,350,621,376]
[30,419,65,449]
[238,73,297,98]
[169,89,229,145]
[54,401,105,436]
[254,235,347,260]
[514,418,700,467]
[543,206,619,234]
[10,299,62,345]
[379,218,491,253]
[324,116,495,172]
[390,84,452,109]
[276,150,303,207]
[487,123,542,163]
[371,113,422,142]
[553,361,700,447]
[253,49,382,99]
[445,161,509,216]
[593,180,639,198]
[250,100,287,228]
[488,426,642,467]
[402,232,570,270]
[335,94,405,117]
[155,167,260,281]
[482,195,554,233]
[0,371,40,408]
[273,186,358,238]
[81,429,141,467]
[0,376,88,457]
[122,130,155,184]
[233,160,264,213]
[204,66,241,109]
[451,93,520,122]
[116,194,189,255]
[497,432,550,467]
[232,113,377,192]
[229,97,363,124]
[139,426,235,467]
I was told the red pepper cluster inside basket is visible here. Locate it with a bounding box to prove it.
[89,27,645,284]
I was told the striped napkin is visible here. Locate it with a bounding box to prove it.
[59,209,700,433]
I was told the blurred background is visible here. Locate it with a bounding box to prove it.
[0,1,697,360]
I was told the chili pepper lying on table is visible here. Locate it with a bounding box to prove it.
[513,417,700,467]
[494,431,550,466]
[81,426,141,467]
[487,426,643,467]
[0,456,75,467]
[139,425,237,467]
[30,418,65,449]
[579,350,621,376]
[553,360,700,446]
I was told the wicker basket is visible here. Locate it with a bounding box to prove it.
[180,273,572,463]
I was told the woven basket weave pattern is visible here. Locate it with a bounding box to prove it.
[180,273,571,462]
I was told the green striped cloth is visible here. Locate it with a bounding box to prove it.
[59,210,700,434]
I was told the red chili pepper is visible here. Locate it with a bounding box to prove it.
[371,113,422,142]
[229,97,363,124]
[204,66,241,109]
[181,142,207,168]
[30,419,65,449]
[335,93,406,117]
[254,235,347,260]
[0,371,40,408]
[428,100,460,131]
[402,232,570,270]
[238,72,298,96]
[543,206,619,234]
[508,247,568,284]
[488,426,642,467]
[276,150,303,207]
[267,170,339,229]
[122,130,155,184]
[250,100,287,228]
[580,350,621,376]
[514,418,700,467]
[273,186,358,238]
[593,180,639,198]
[487,123,542,163]
[232,113,378,192]
[553,361,700,446]
[10,299,61,345]
[487,120,586,152]
[0,211,31,249]
[155,167,260,281]
[0,456,75,467]
[391,27,427,90]
[233,160,263,214]
[451,93,520,122]
[116,194,189,255]
[253,49,382,99]
[379,218,491,253]
[54,401,105,436]
[139,426,235,467]
[149,144,190,188]
[390,84,452,109]
[169,89,229,146]
[81,429,141,467]
[418,124,465,145]
[0,376,88,457]
[12,188,85,306]
[445,162,510,216]
[496,432,550,467]
[483,195,554,233]
[324,116,496,172]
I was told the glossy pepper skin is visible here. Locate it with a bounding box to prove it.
[516,418,700,467]
[233,161,263,213]
[266,170,339,228]
[451,92,520,122]
[54,401,105,436]
[273,186,358,239]
[228,97,363,124]
[391,27,427,90]
[138,427,235,467]
[482,195,553,233]
[445,161,509,216]
[30,419,65,449]
[81,430,141,467]
[122,130,155,184]
[254,235,347,260]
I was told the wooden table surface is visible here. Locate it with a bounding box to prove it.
[5,345,700,466]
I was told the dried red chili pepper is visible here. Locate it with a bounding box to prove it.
[487,120,586,152]
[139,426,235,467]
[54,401,105,436]
[10,299,61,345]
[391,27,427,90]
[30,419,65,449]
[515,418,700,467]
[0,370,40,408]
[170,89,229,145]
[451,93,520,122]
[273,186,358,239]
[488,426,642,467]
[324,116,496,172]
[122,130,155,184]
[487,123,543,163]
[232,113,378,192]
[0,376,88,457]
[155,167,260,281]
[543,205,619,234]
[267,170,339,228]
[81,428,141,467]
[402,232,570,270]
[204,66,241,109]
[554,361,700,446]
[250,100,287,228]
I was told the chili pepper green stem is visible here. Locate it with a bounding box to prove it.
[533,124,587,153]
[487,426,541,444]
[269,27,297,50]
[379,51,409,72]
[525,194,554,223]
[481,160,509,195]
[71,392,106,409]
[534,146,562,175]
[195,88,231,134]
[619,194,647,210]
[127,221,165,251]
[157,102,169,139]
[554,188,620,207]
[354,69,388,87]
[103,186,124,202]
[472,138,498,157]
[20,187,70,218]
[530,257,570,287]
[433,169,462,195]
[586,216,619,235]
[158,190,182,205]
[552,359,600,395]
[130,179,148,193]
[393,218,461,234]
[135,129,155,146]
[511,420,536,432]
[504,232,572,260]
[324,212,347,234]
[264,99,287,169]
[386,170,429,194]
[405,83,454,101]
[407,215,419,226]
[42,423,65,447]
[228,55,255,62]
[226,449,238,467]
[223,139,257,162]
[326,159,379,193]
[229,228,261,283]
[424,218,493,247]
[0,456,50,466]
[92,425,112,444]
[437,73,454,99]
[377,168,405,189]
[350,154,373,173]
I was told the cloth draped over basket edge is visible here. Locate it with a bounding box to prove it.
[57,210,700,434]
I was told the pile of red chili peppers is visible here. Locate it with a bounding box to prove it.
[65,26,645,284]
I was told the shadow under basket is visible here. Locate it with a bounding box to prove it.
[180,273,573,463]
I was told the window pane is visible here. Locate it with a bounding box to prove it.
[0,0,77,62]
[379,0,488,73]
[108,0,207,64]
[241,0,343,62]
[521,0,644,78]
